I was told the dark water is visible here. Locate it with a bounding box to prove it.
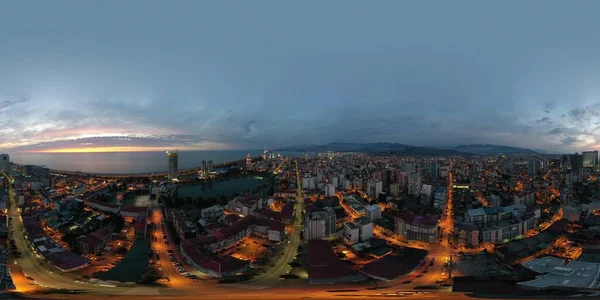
[178,176,266,199]
[10,150,300,174]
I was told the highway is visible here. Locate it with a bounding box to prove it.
[247,159,303,286]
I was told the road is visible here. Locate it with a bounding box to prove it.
[247,159,304,286]
[149,208,200,288]
[3,173,136,294]
[387,168,457,288]
[0,164,561,300]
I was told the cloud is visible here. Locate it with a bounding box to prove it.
[543,102,555,114]
[548,128,565,135]
[536,117,553,124]
[561,136,580,145]
[243,120,257,133]
[0,95,29,111]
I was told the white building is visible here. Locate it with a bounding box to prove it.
[366,179,383,199]
[324,183,336,197]
[355,217,373,242]
[365,205,382,221]
[201,205,225,222]
[304,207,336,240]
[343,222,360,244]
[342,179,351,190]
[420,184,433,199]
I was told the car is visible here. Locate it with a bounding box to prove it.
[167,250,174,254]
[402,280,412,284]
[416,274,423,278]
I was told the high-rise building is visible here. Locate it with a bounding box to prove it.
[324,183,336,197]
[528,158,540,176]
[304,207,336,240]
[583,150,598,168]
[569,153,584,173]
[246,153,252,169]
[355,216,373,242]
[0,154,9,174]
[365,205,382,221]
[389,183,400,198]
[366,179,383,199]
[167,151,178,180]
[201,160,207,177]
[207,160,213,174]
[408,171,422,197]
[343,222,359,244]
[428,161,438,179]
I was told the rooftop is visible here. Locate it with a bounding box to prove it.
[520,256,600,290]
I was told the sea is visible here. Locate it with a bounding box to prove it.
[9,150,302,175]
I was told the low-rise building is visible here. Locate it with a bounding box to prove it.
[394,212,438,244]
[77,228,112,255]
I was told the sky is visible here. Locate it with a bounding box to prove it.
[2,1,600,154]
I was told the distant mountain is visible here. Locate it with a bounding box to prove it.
[277,142,411,153]
[278,142,538,156]
[277,142,469,156]
[452,144,538,155]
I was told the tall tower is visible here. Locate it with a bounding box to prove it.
[0,154,10,174]
[201,160,207,177]
[263,146,268,160]
[208,160,213,174]
[246,153,252,169]
[167,151,179,180]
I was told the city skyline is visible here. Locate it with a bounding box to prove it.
[3,1,600,154]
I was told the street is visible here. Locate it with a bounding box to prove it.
[247,159,304,286]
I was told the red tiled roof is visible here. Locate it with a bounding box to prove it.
[224,214,242,224]
[85,198,120,209]
[255,218,285,232]
[120,205,148,213]
[89,228,111,241]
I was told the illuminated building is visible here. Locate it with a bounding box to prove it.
[583,150,598,168]
[167,151,179,180]
[200,160,207,177]
[0,154,9,174]
[394,212,438,243]
[245,153,252,169]
[207,160,213,174]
